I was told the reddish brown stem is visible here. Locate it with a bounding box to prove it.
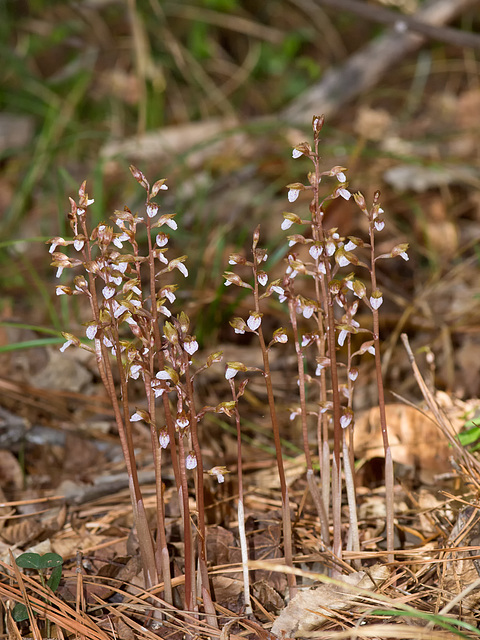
[252,245,296,599]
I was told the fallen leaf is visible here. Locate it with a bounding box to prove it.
[271,565,389,638]
[354,403,455,484]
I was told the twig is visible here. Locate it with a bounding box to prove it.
[313,0,480,51]
[282,0,480,124]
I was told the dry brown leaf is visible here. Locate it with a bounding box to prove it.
[271,564,389,638]
[1,516,44,547]
[441,505,480,610]
[354,403,457,484]
[115,618,136,640]
[251,455,307,490]
[0,450,23,491]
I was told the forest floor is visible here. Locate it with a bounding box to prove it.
[1,1,480,638]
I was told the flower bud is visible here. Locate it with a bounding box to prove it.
[312,114,325,133]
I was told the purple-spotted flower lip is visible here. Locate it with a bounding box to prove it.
[257,272,268,286]
[309,244,323,259]
[176,414,189,429]
[159,430,170,449]
[186,452,197,470]
[348,368,359,381]
[147,203,159,218]
[337,187,351,200]
[184,338,199,355]
[86,324,98,340]
[156,233,169,247]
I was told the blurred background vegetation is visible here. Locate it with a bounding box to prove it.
[1,0,479,385]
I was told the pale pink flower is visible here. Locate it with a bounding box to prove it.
[247,314,262,331]
[159,431,170,449]
[147,203,159,218]
[86,325,98,340]
[102,286,116,300]
[186,452,197,470]
[184,339,199,355]
[225,366,238,380]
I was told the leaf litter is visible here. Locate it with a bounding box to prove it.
[2,2,480,638]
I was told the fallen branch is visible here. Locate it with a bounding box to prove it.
[313,0,480,50]
[281,0,480,125]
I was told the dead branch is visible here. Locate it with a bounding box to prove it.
[281,0,480,125]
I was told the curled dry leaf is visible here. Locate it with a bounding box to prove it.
[354,403,461,485]
[441,505,480,611]
[271,564,389,638]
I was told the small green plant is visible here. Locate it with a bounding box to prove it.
[48,115,408,620]
[457,419,480,452]
[12,552,63,624]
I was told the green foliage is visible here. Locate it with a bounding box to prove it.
[457,420,480,452]
[12,552,63,623]
[256,30,321,105]
[371,607,480,638]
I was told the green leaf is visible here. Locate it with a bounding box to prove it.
[370,608,480,638]
[457,423,480,448]
[15,551,63,571]
[47,564,63,592]
[12,603,28,622]
[15,552,42,570]
[36,553,63,570]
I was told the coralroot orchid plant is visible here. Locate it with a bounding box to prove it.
[49,115,407,618]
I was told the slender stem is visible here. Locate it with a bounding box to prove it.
[311,137,343,568]
[184,356,217,629]
[252,248,296,598]
[342,430,360,566]
[143,196,182,505]
[314,333,330,543]
[229,379,252,614]
[288,297,329,541]
[145,372,173,604]
[144,203,173,601]
[343,336,359,562]
[114,321,159,588]
[94,338,157,589]
[176,431,194,611]
[79,213,157,590]
[369,218,394,563]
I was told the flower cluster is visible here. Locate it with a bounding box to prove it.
[277,115,410,448]
[49,174,188,364]
[48,167,230,481]
[223,229,289,381]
